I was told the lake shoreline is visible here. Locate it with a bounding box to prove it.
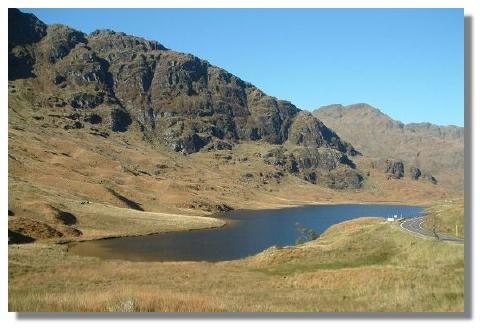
[39,200,429,247]
[64,200,426,244]
[67,203,425,262]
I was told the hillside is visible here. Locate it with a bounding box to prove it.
[8,9,455,243]
[8,8,364,182]
[313,103,464,189]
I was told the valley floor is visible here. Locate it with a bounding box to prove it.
[9,206,464,312]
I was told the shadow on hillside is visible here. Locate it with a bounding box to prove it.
[107,188,144,212]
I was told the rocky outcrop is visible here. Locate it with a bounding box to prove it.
[37,24,87,63]
[262,146,362,189]
[409,167,422,180]
[69,92,104,109]
[87,28,308,151]
[203,139,233,151]
[321,168,364,190]
[287,112,358,155]
[169,131,207,154]
[385,159,404,179]
[183,199,233,213]
[405,122,464,141]
[89,29,166,53]
[303,171,317,184]
[382,159,437,184]
[53,46,111,88]
[292,147,355,171]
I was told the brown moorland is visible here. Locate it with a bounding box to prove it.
[8,8,464,313]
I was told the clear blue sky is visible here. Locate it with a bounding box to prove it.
[22,8,464,126]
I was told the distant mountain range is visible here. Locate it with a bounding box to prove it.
[313,103,464,187]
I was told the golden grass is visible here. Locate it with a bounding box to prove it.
[9,289,227,312]
[423,198,464,238]
[9,216,464,312]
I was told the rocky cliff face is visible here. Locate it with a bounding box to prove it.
[8,9,362,189]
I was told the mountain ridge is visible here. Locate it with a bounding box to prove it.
[313,103,464,188]
[316,102,464,131]
[9,9,357,154]
[8,8,365,190]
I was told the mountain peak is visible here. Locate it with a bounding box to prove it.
[8,8,364,190]
[8,8,47,48]
[89,28,167,51]
[345,103,380,112]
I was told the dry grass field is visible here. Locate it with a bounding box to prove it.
[9,213,464,312]
[423,198,465,238]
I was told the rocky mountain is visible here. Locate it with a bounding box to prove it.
[8,9,456,245]
[313,103,464,188]
[8,8,364,189]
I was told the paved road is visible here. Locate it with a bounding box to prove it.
[400,216,464,243]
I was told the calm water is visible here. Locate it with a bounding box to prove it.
[69,204,423,262]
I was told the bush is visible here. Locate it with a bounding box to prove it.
[295,222,319,245]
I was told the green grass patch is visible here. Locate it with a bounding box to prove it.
[256,251,392,276]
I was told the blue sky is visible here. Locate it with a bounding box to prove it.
[22,8,464,126]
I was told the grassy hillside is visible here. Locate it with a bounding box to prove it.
[9,216,464,312]
[424,198,464,238]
